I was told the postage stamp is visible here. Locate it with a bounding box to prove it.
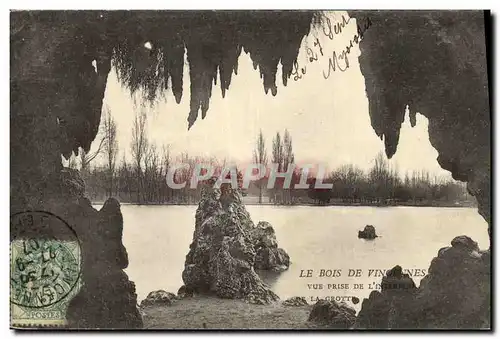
[10,211,82,327]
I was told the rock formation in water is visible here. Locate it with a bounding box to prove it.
[181,180,288,304]
[250,221,290,271]
[349,11,491,238]
[354,236,490,329]
[308,299,357,328]
[358,225,378,239]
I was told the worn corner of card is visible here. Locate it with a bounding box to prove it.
[10,211,83,328]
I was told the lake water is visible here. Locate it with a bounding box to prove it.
[94,204,489,311]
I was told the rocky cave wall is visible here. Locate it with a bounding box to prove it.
[346,11,491,329]
[348,11,491,236]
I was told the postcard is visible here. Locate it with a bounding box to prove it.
[10,10,491,330]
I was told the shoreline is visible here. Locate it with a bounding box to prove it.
[91,201,477,208]
[141,295,323,330]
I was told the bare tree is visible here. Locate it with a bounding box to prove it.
[103,106,118,197]
[161,144,172,202]
[369,152,393,203]
[253,129,268,204]
[131,109,148,203]
[117,152,133,201]
[80,137,106,174]
[144,142,160,202]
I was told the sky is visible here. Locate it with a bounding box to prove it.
[90,11,452,180]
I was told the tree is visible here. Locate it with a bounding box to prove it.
[161,144,173,202]
[80,138,106,174]
[271,132,284,203]
[368,152,391,203]
[333,164,365,202]
[144,142,160,202]
[282,129,295,204]
[253,129,268,204]
[308,177,333,205]
[117,152,133,202]
[102,106,118,197]
[131,109,148,203]
[283,130,294,170]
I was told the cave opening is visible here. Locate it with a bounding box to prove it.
[10,10,491,329]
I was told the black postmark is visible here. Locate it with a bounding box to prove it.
[10,211,82,309]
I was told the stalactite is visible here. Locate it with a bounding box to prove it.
[112,11,315,129]
[350,10,490,227]
[10,10,317,188]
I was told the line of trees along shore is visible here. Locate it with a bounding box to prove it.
[67,110,474,207]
